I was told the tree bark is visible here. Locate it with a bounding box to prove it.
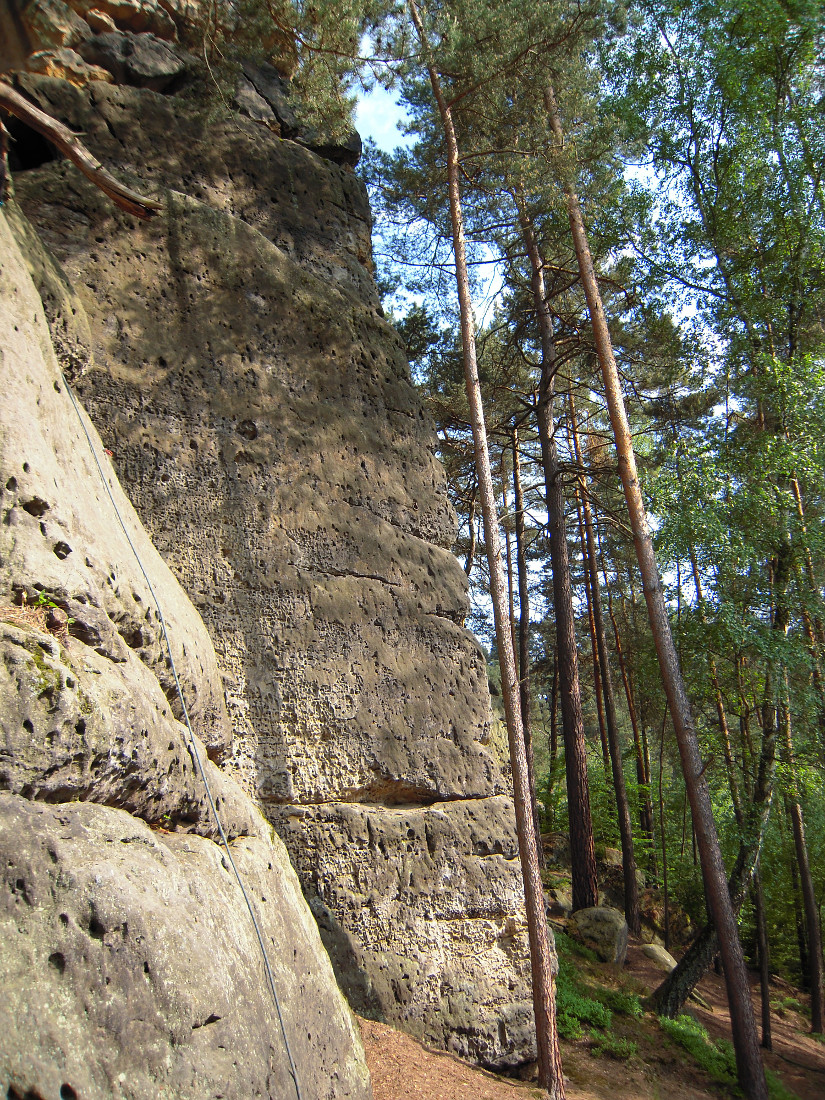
[752,872,772,1050]
[544,82,767,1100]
[512,426,544,865]
[648,664,777,1017]
[569,394,639,934]
[780,685,825,1033]
[516,193,598,912]
[574,484,611,773]
[408,9,566,1093]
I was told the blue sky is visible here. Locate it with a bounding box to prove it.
[354,83,411,153]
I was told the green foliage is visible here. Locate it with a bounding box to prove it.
[589,1031,637,1059]
[658,1014,737,1088]
[556,968,612,1039]
[597,987,644,1019]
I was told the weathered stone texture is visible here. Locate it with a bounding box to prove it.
[0,206,372,1098]
[276,796,537,1066]
[0,794,371,1100]
[11,74,540,1065]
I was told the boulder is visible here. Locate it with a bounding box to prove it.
[26,46,113,84]
[21,0,93,50]
[78,30,186,90]
[569,906,629,965]
[642,943,678,972]
[0,794,371,1100]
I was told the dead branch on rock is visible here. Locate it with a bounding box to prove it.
[0,81,162,219]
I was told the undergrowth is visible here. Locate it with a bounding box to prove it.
[554,930,640,1057]
[659,1014,800,1099]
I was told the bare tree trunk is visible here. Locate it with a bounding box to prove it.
[465,485,478,576]
[408,10,566,1093]
[657,713,670,952]
[544,82,767,1100]
[569,393,639,934]
[648,666,776,1017]
[512,426,544,866]
[547,649,560,817]
[574,484,611,773]
[516,192,598,912]
[752,872,772,1050]
[607,570,654,847]
[780,683,825,1034]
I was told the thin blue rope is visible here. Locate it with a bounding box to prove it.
[62,374,303,1100]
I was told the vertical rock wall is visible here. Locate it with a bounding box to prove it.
[10,66,541,1066]
[0,205,372,1100]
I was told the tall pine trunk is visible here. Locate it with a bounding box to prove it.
[569,392,640,933]
[512,427,544,865]
[780,684,825,1033]
[516,193,598,912]
[544,82,767,1100]
[408,9,566,1093]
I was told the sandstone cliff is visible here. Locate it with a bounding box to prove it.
[1,0,545,1078]
[0,203,371,1099]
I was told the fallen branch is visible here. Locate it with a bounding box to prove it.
[0,81,162,219]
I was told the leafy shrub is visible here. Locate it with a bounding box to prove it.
[596,987,644,1018]
[589,1031,638,1060]
[658,1014,737,1087]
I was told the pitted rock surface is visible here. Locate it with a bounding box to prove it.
[11,75,541,1064]
[0,206,372,1098]
[275,796,538,1067]
[0,794,371,1100]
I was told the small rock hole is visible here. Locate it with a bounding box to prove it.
[48,951,66,973]
[23,719,34,734]
[5,477,17,492]
[22,497,49,517]
[60,1085,78,1100]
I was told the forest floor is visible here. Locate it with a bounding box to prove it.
[357,941,825,1100]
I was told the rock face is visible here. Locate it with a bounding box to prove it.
[0,205,371,1099]
[6,59,542,1068]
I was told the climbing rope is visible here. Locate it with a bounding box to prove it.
[61,375,303,1100]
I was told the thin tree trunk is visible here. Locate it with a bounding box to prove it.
[788,839,810,993]
[574,484,611,773]
[569,393,640,934]
[607,575,654,845]
[780,684,825,1033]
[408,11,565,1093]
[465,485,478,576]
[648,665,777,1017]
[547,648,560,813]
[752,872,772,1050]
[689,552,743,824]
[516,191,598,912]
[512,426,544,867]
[502,448,518,657]
[658,712,670,952]
[544,83,768,1099]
